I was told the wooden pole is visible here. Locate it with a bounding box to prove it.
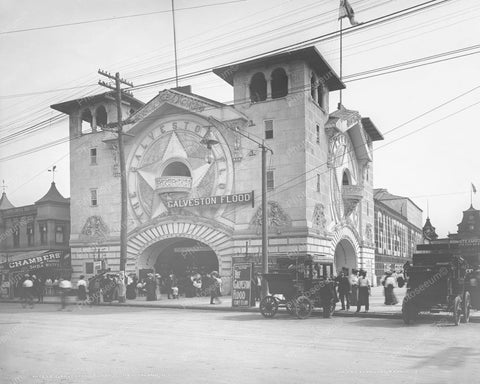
[171,0,179,87]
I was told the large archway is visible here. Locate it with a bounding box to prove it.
[137,237,219,296]
[334,238,357,275]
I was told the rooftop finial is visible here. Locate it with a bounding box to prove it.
[1,179,7,193]
[48,165,57,182]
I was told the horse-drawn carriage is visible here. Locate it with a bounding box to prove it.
[402,252,472,325]
[259,256,338,319]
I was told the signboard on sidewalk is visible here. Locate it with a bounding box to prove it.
[232,262,254,307]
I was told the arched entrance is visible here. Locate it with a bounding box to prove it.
[334,238,357,275]
[137,237,219,295]
[138,237,219,278]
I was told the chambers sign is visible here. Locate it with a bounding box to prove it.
[5,251,64,270]
[165,191,254,209]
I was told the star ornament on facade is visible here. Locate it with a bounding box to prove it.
[137,131,213,219]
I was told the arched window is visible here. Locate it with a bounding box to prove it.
[95,105,107,129]
[271,68,288,99]
[162,161,191,177]
[342,170,351,186]
[249,72,267,102]
[80,109,93,134]
[317,83,325,109]
[310,73,317,101]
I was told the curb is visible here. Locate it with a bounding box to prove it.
[1,299,478,322]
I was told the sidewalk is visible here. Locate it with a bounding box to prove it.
[2,287,479,322]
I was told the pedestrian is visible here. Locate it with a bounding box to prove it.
[336,270,351,310]
[254,272,262,302]
[117,272,126,303]
[356,270,371,313]
[209,271,222,305]
[77,275,87,303]
[126,274,137,300]
[58,277,72,310]
[349,269,358,306]
[169,274,179,299]
[32,275,44,303]
[383,271,398,305]
[21,274,34,308]
[146,273,157,301]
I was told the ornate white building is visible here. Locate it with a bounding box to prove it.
[52,46,383,291]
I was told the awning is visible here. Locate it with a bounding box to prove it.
[2,250,70,271]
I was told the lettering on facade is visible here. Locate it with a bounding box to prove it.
[165,192,253,209]
[7,252,62,269]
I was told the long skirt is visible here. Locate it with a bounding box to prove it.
[78,285,87,301]
[357,286,369,307]
[126,284,136,300]
[350,285,358,306]
[384,285,398,305]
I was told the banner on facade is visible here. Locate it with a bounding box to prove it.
[2,250,68,271]
[166,191,254,209]
[232,262,254,307]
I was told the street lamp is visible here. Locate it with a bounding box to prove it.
[201,122,273,299]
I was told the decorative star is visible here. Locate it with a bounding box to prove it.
[137,131,213,218]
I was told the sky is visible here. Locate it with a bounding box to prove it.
[0,0,480,237]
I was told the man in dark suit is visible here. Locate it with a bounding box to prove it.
[336,270,351,310]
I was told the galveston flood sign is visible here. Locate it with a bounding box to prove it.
[165,191,254,209]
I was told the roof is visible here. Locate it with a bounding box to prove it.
[374,188,423,212]
[213,46,345,91]
[0,192,15,210]
[361,117,384,141]
[35,182,69,205]
[51,92,144,115]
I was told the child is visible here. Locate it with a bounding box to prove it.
[172,285,179,299]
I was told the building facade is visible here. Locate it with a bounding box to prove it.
[52,46,384,291]
[0,183,71,296]
[373,188,423,283]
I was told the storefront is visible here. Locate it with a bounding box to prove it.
[0,250,71,298]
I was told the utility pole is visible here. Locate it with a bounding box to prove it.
[98,70,133,274]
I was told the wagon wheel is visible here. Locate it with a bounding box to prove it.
[461,292,471,324]
[402,298,414,325]
[323,300,336,318]
[260,296,278,318]
[285,299,295,315]
[453,296,462,326]
[294,296,313,319]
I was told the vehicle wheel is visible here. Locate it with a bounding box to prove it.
[453,296,462,326]
[402,298,414,325]
[294,296,313,319]
[461,292,470,324]
[260,296,278,318]
[323,300,336,318]
[285,299,295,315]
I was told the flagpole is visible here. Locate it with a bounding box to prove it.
[339,17,343,109]
[171,0,179,88]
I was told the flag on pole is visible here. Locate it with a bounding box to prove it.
[339,0,359,25]
[472,183,477,193]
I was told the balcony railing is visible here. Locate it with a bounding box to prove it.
[342,185,364,217]
[155,176,192,194]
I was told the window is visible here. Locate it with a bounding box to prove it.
[342,170,350,186]
[85,262,94,274]
[310,73,317,100]
[90,148,97,165]
[264,120,273,140]
[271,68,288,99]
[249,72,267,102]
[55,225,64,244]
[316,125,320,144]
[13,227,20,248]
[91,189,98,207]
[316,174,320,192]
[39,223,47,245]
[267,170,274,191]
[317,84,325,109]
[366,202,369,216]
[80,109,93,134]
[95,105,107,129]
[27,224,34,246]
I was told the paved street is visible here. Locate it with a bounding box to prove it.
[1,303,479,384]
